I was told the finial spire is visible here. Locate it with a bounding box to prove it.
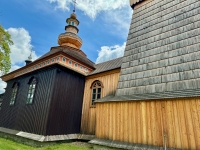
[28,49,32,61]
[25,49,33,66]
[72,0,77,13]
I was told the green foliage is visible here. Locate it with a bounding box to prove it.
[0,25,13,75]
[0,137,92,150]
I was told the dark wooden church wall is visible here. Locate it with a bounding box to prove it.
[0,80,18,129]
[0,67,57,135]
[46,67,85,135]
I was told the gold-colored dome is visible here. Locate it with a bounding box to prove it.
[58,12,82,49]
[70,13,76,19]
[58,32,82,49]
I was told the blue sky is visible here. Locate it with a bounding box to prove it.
[0,0,132,93]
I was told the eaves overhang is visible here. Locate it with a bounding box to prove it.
[1,50,94,82]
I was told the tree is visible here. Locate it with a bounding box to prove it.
[0,25,13,75]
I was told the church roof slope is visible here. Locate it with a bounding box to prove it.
[36,46,95,68]
[89,57,123,75]
[115,0,200,100]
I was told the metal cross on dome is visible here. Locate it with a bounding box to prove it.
[72,0,77,13]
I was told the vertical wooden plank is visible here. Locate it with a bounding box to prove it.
[104,103,107,139]
[129,102,134,143]
[120,102,124,142]
[89,108,93,133]
[99,103,103,138]
[124,102,128,142]
[155,101,164,147]
[190,99,200,149]
[81,71,120,135]
[95,104,99,138]
[112,102,116,141]
[141,101,147,144]
[183,99,196,150]
[150,101,158,146]
[146,101,152,145]
[109,103,112,140]
[136,102,141,143]
[166,100,175,148]
[116,102,120,141]
[177,100,189,149]
[132,101,137,143]
[172,100,182,149]
[161,101,167,147]
[195,98,200,149]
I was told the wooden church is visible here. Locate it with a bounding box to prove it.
[0,0,200,149]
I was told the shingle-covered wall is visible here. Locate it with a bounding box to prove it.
[116,0,200,98]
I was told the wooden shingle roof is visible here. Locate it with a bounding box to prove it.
[110,0,200,101]
[89,57,123,75]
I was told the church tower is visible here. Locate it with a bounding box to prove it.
[58,12,82,49]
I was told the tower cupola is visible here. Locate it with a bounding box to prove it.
[58,11,82,49]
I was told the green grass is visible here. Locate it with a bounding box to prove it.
[0,137,92,150]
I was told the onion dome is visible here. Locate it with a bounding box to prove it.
[58,12,82,49]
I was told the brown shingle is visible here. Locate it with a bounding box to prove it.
[89,57,123,75]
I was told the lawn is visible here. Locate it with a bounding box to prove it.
[0,137,92,150]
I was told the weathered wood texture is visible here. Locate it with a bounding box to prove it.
[81,69,120,135]
[96,98,200,150]
[116,0,200,97]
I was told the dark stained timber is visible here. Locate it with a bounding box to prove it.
[0,64,85,136]
[46,66,85,135]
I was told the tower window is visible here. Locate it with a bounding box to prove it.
[26,77,37,104]
[69,60,72,65]
[63,57,66,62]
[91,80,103,106]
[75,63,78,67]
[10,82,19,106]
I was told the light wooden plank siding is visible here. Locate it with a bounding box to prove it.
[81,69,120,135]
[96,98,200,149]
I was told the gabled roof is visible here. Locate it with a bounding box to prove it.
[89,57,123,75]
[36,46,95,68]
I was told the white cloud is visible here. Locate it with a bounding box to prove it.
[47,0,130,19]
[47,0,132,39]
[0,79,6,94]
[8,28,38,65]
[105,7,132,37]
[96,42,126,64]
[0,28,39,94]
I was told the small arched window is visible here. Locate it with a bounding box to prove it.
[10,82,19,106]
[26,77,37,104]
[91,80,103,106]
